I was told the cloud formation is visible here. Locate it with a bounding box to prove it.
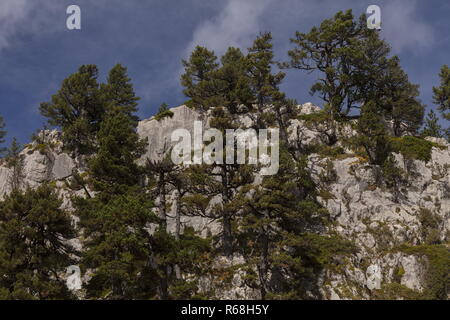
[185,0,273,56]
[0,0,29,50]
[0,0,446,145]
[0,0,60,52]
[382,0,435,54]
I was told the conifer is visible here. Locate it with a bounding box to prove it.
[181,46,219,112]
[5,138,25,191]
[422,110,443,138]
[40,65,104,155]
[0,184,77,299]
[102,64,140,124]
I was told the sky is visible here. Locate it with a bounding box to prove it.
[0,0,449,145]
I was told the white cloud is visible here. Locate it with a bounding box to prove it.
[381,0,434,54]
[0,0,59,52]
[184,0,274,57]
[0,0,29,50]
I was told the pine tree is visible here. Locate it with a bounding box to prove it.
[421,109,443,138]
[150,225,212,300]
[75,193,158,299]
[378,57,424,136]
[144,154,176,298]
[73,76,157,298]
[180,36,295,258]
[76,144,156,298]
[0,184,77,299]
[154,102,174,121]
[4,138,25,191]
[356,101,390,165]
[182,161,254,258]
[214,47,253,114]
[382,154,405,203]
[0,116,6,155]
[433,65,450,120]
[286,10,390,119]
[88,110,147,197]
[181,46,219,112]
[237,148,353,299]
[144,158,213,299]
[102,64,140,124]
[40,65,104,156]
[180,45,259,257]
[146,154,176,233]
[247,32,294,137]
[205,112,255,257]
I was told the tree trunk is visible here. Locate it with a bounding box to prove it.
[159,272,169,300]
[222,167,233,257]
[258,228,269,300]
[159,173,167,231]
[223,213,233,257]
[174,190,182,279]
[158,172,170,298]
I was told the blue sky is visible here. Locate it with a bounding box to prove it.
[0,0,449,145]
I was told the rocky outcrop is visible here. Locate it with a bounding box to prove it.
[307,136,449,299]
[0,103,448,299]
[137,105,202,163]
[0,130,77,199]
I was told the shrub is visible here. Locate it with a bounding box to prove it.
[373,283,426,300]
[389,136,445,162]
[418,208,442,245]
[154,103,174,121]
[400,244,450,300]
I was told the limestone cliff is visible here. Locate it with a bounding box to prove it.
[1,103,448,299]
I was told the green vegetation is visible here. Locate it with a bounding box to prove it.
[373,283,425,300]
[422,110,444,138]
[286,10,424,142]
[382,154,405,202]
[389,136,444,162]
[102,64,140,124]
[4,138,25,191]
[433,65,450,121]
[0,9,449,300]
[400,244,450,300]
[418,208,443,245]
[39,65,104,156]
[356,101,390,165]
[154,103,174,121]
[0,184,77,299]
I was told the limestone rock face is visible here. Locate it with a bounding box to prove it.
[366,265,382,290]
[52,153,76,180]
[137,105,201,163]
[400,255,426,291]
[0,103,448,299]
[0,167,12,197]
[308,137,450,298]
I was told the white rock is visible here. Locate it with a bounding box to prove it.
[366,264,382,290]
[400,255,425,291]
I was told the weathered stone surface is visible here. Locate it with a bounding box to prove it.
[400,255,425,291]
[366,264,382,290]
[137,105,201,163]
[52,153,76,180]
[0,103,448,299]
[22,150,52,185]
[0,166,12,198]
